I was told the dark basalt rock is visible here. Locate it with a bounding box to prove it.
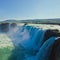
[0,23,9,32]
[50,38,60,60]
[42,29,60,60]
[43,29,60,43]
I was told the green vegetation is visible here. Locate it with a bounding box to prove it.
[0,34,14,60]
[0,47,13,60]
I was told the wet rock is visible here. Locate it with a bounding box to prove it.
[0,23,9,32]
[50,38,60,60]
[43,29,60,43]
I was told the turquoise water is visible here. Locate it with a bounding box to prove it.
[0,26,58,60]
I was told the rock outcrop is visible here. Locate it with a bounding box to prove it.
[43,29,60,43]
[0,23,9,32]
[50,38,60,60]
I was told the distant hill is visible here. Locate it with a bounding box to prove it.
[0,18,60,25]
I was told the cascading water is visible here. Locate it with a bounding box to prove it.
[7,25,46,49]
[36,37,57,60]
[0,24,59,60]
[6,25,47,60]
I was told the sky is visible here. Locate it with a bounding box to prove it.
[0,0,60,21]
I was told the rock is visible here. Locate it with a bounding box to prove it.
[50,38,60,60]
[43,29,60,43]
[0,23,9,32]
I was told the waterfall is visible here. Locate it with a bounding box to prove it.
[36,37,57,60]
[8,25,45,49]
[6,25,59,60]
